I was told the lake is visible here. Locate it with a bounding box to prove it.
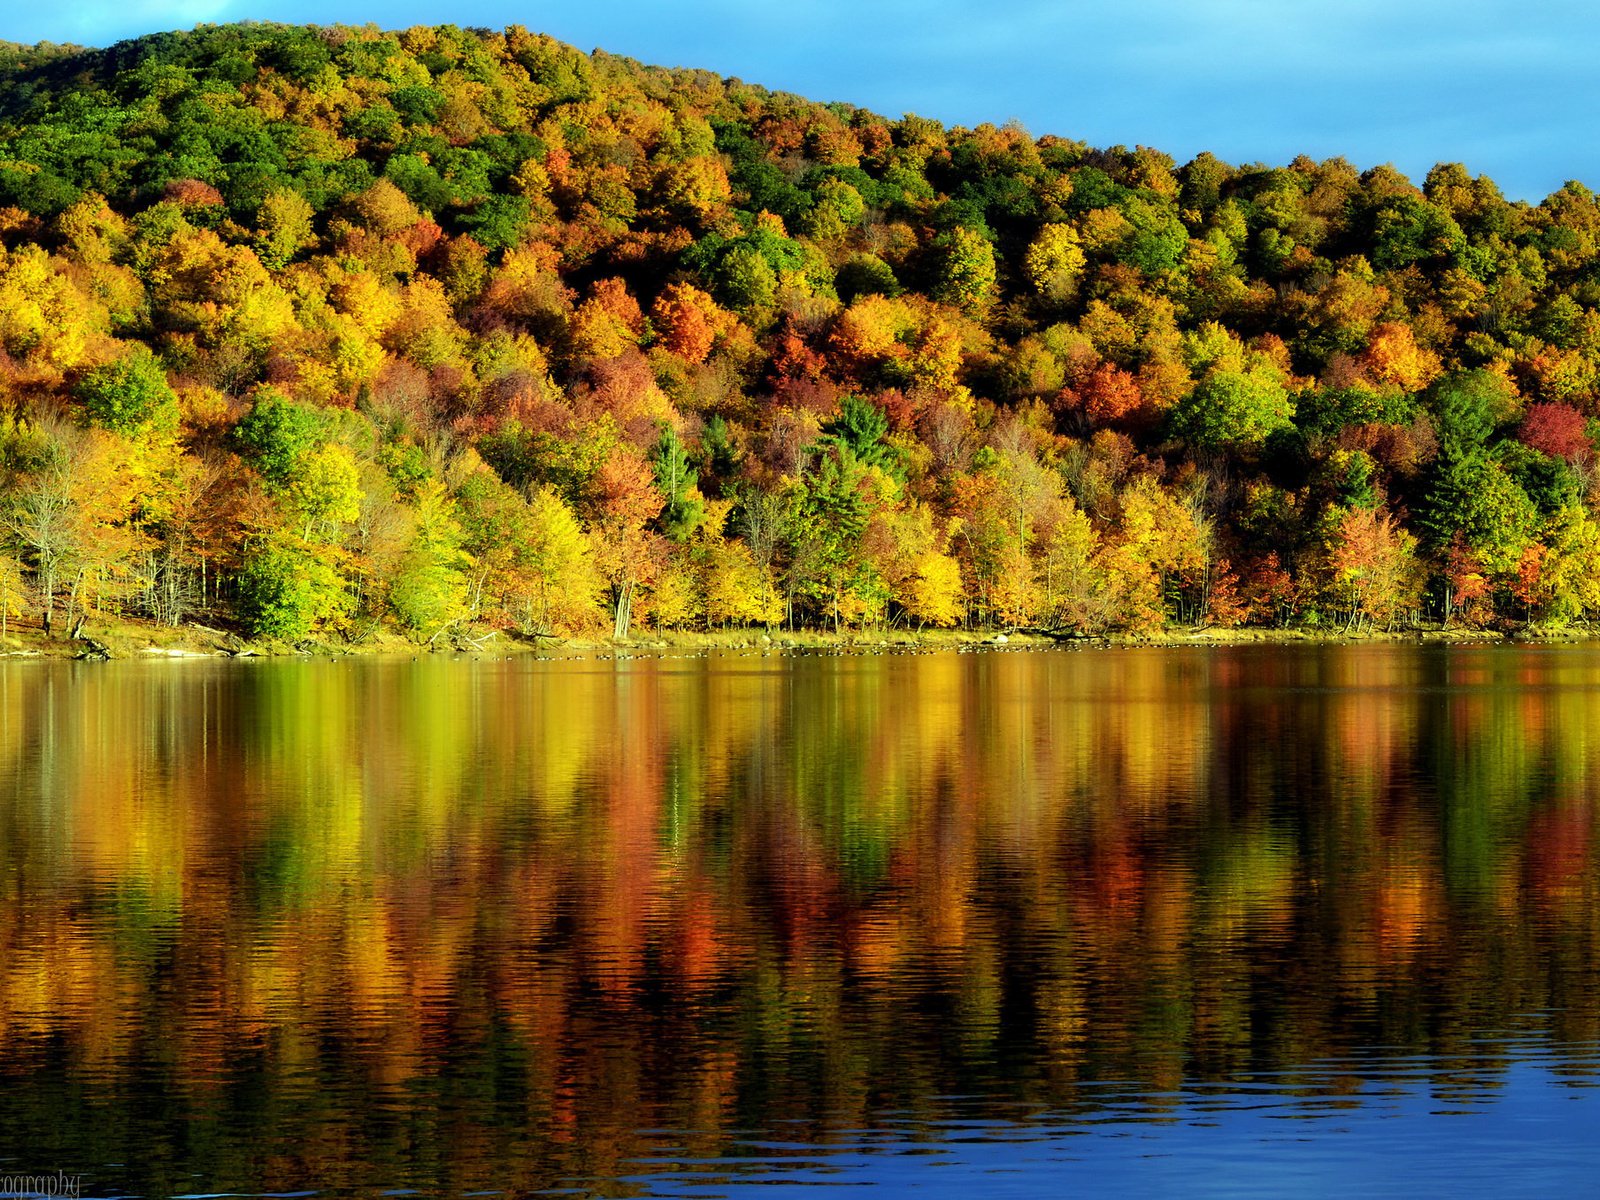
[1,644,1598,1197]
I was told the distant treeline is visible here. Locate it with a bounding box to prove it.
[0,22,1597,641]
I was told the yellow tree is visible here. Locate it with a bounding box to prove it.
[388,479,473,643]
[2,417,159,635]
[861,501,963,628]
[68,430,157,626]
[1037,494,1112,632]
[1024,223,1087,304]
[285,443,364,542]
[1104,475,1210,629]
[901,547,964,627]
[0,245,106,379]
[150,229,296,352]
[0,551,22,643]
[520,487,607,632]
[951,471,1032,625]
[1524,506,1600,624]
[570,278,646,361]
[253,188,317,269]
[702,537,784,627]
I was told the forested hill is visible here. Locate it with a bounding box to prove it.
[0,22,1596,644]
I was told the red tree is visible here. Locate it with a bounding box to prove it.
[1518,402,1591,462]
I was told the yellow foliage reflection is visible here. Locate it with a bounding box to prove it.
[0,645,1597,1192]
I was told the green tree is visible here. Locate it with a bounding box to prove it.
[238,538,352,640]
[74,348,178,436]
[651,425,704,541]
[1420,372,1536,574]
[460,194,531,252]
[711,243,777,316]
[1119,196,1188,276]
[252,188,316,270]
[388,479,472,640]
[835,254,900,304]
[789,447,873,628]
[804,177,865,243]
[1499,442,1579,516]
[285,443,364,540]
[932,225,996,313]
[1422,452,1535,575]
[1372,195,1466,270]
[818,395,902,479]
[234,391,326,490]
[1430,371,1505,461]
[1171,369,1294,450]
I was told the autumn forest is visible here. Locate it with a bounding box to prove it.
[1,22,1599,644]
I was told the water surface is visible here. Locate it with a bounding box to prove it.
[0,644,1597,1196]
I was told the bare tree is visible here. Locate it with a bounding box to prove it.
[7,455,77,636]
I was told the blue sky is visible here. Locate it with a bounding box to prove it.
[5,1,1596,203]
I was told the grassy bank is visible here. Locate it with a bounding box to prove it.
[1,612,1592,663]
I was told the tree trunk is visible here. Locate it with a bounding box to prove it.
[66,567,85,636]
[613,580,634,640]
[40,562,53,636]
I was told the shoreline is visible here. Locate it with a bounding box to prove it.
[0,618,1590,663]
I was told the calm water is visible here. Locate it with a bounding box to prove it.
[1,644,1599,1197]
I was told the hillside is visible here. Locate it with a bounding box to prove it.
[0,21,1597,644]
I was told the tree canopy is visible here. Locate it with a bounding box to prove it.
[0,22,1596,642]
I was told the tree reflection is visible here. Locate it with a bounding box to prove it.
[0,646,1596,1194]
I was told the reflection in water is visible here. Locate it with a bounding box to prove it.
[0,645,1598,1195]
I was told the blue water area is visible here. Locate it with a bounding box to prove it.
[607,1052,1600,1197]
